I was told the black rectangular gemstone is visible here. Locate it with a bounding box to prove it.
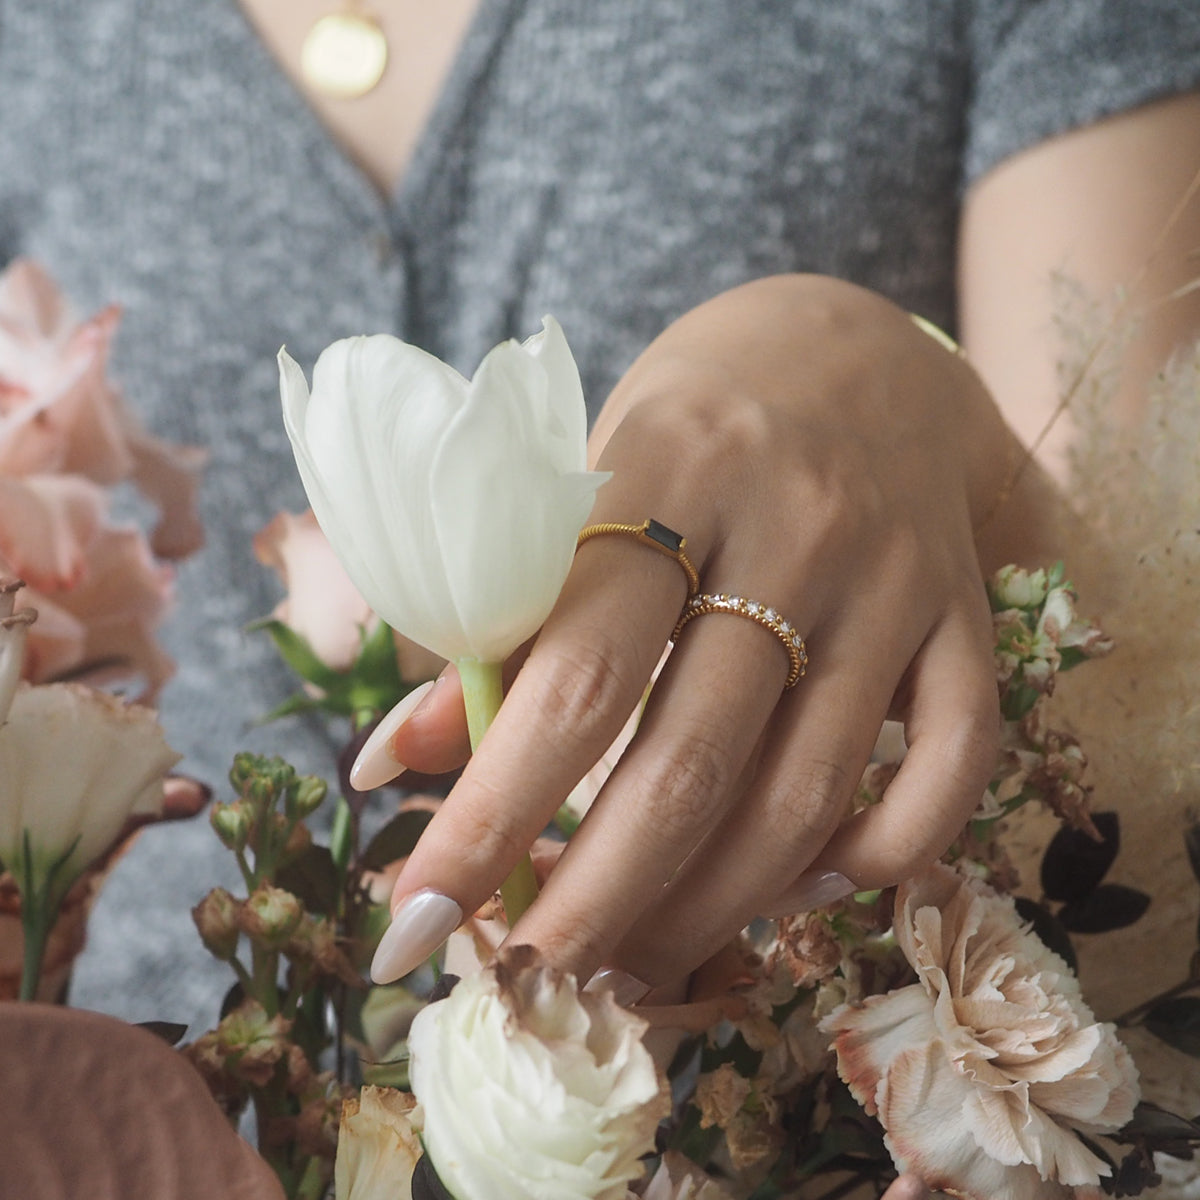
[644,519,684,553]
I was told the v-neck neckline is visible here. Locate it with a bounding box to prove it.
[225,0,524,225]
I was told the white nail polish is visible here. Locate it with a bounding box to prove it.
[349,679,436,791]
[772,870,855,916]
[584,967,651,1007]
[370,888,463,985]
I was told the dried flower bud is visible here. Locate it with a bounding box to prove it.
[989,565,1049,610]
[238,884,304,950]
[215,999,293,1089]
[210,800,252,851]
[192,887,243,961]
[287,914,364,987]
[286,775,327,821]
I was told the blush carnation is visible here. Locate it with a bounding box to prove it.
[822,863,1138,1200]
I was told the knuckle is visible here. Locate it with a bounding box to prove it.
[533,908,609,974]
[772,756,853,834]
[459,799,533,876]
[637,723,737,840]
[525,631,637,750]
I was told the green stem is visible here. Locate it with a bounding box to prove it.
[17,831,78,1002]
[456,658,539,925]
[19,896,51,1003]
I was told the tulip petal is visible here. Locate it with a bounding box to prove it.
[429,329,605,662]
[281,341,473,659]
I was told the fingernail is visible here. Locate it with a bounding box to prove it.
[350,680,436,791]
[370,888,463,984]
[777,870,855,915]
[584,968,651,1007]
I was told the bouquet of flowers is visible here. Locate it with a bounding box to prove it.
[173,314,1199,1200]
[4,263,1199,1200]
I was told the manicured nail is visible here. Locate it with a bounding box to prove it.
[584,968,651,1007]
[350,679,436,791]
[777,870,855,915]
[889,1175,932,1200]
[370,888,463,984]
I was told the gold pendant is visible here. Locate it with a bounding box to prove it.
[300,10,389,100]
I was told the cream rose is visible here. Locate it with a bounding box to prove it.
[408,945,669,1200]
[823,863,1138,1200]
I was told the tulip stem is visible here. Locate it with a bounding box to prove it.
[456,658,539,925]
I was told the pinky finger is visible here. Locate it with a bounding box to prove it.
[787,605,998,896]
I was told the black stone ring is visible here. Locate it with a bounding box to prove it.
[575,519,700,596]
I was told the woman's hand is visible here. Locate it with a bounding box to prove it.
[368,274,1019,992]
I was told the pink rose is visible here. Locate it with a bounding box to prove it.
[0,260,205,696]
[823,863,1138,1200]
[254,508,442,680]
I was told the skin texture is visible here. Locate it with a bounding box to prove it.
[384,90,1200,996]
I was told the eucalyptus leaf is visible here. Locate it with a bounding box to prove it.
[1118,1100,1200,1141]
[360,810,434,871]
[137,1020,188,1045]
[1040,811,1120,903]
[1144,997,1200,1058]
[1184,819,1200,888]
[1058,883,1151,934]
[1014,896,1077,971]
[275,843,340,915]
[412,1153,457,1200]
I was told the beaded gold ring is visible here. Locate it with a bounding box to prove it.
[672,593,808,688]
[576,519,700,597]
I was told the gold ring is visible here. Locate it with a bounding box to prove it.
[576,519,700,596]
[672,593,808,688]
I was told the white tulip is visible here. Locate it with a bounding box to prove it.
[280,318,608,665]
[409,946,669,1200]
[0,682,179,899]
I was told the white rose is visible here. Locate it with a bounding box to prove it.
[823,863,1138,1200]
[334,1085,423,1200]
[409,945,669,1200]
[279,318,608,665]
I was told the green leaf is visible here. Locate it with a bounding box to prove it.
[249,618,341,690]
[1144,997,1200,1058]
[329,795,353,876]
[360,810,433,871]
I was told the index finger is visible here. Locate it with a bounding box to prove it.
[369,522,692,984]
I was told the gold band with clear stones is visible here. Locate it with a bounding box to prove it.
[672,593,808,688]
[576,519,700,596]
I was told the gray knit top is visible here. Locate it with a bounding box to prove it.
[4,0,1196,1027]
